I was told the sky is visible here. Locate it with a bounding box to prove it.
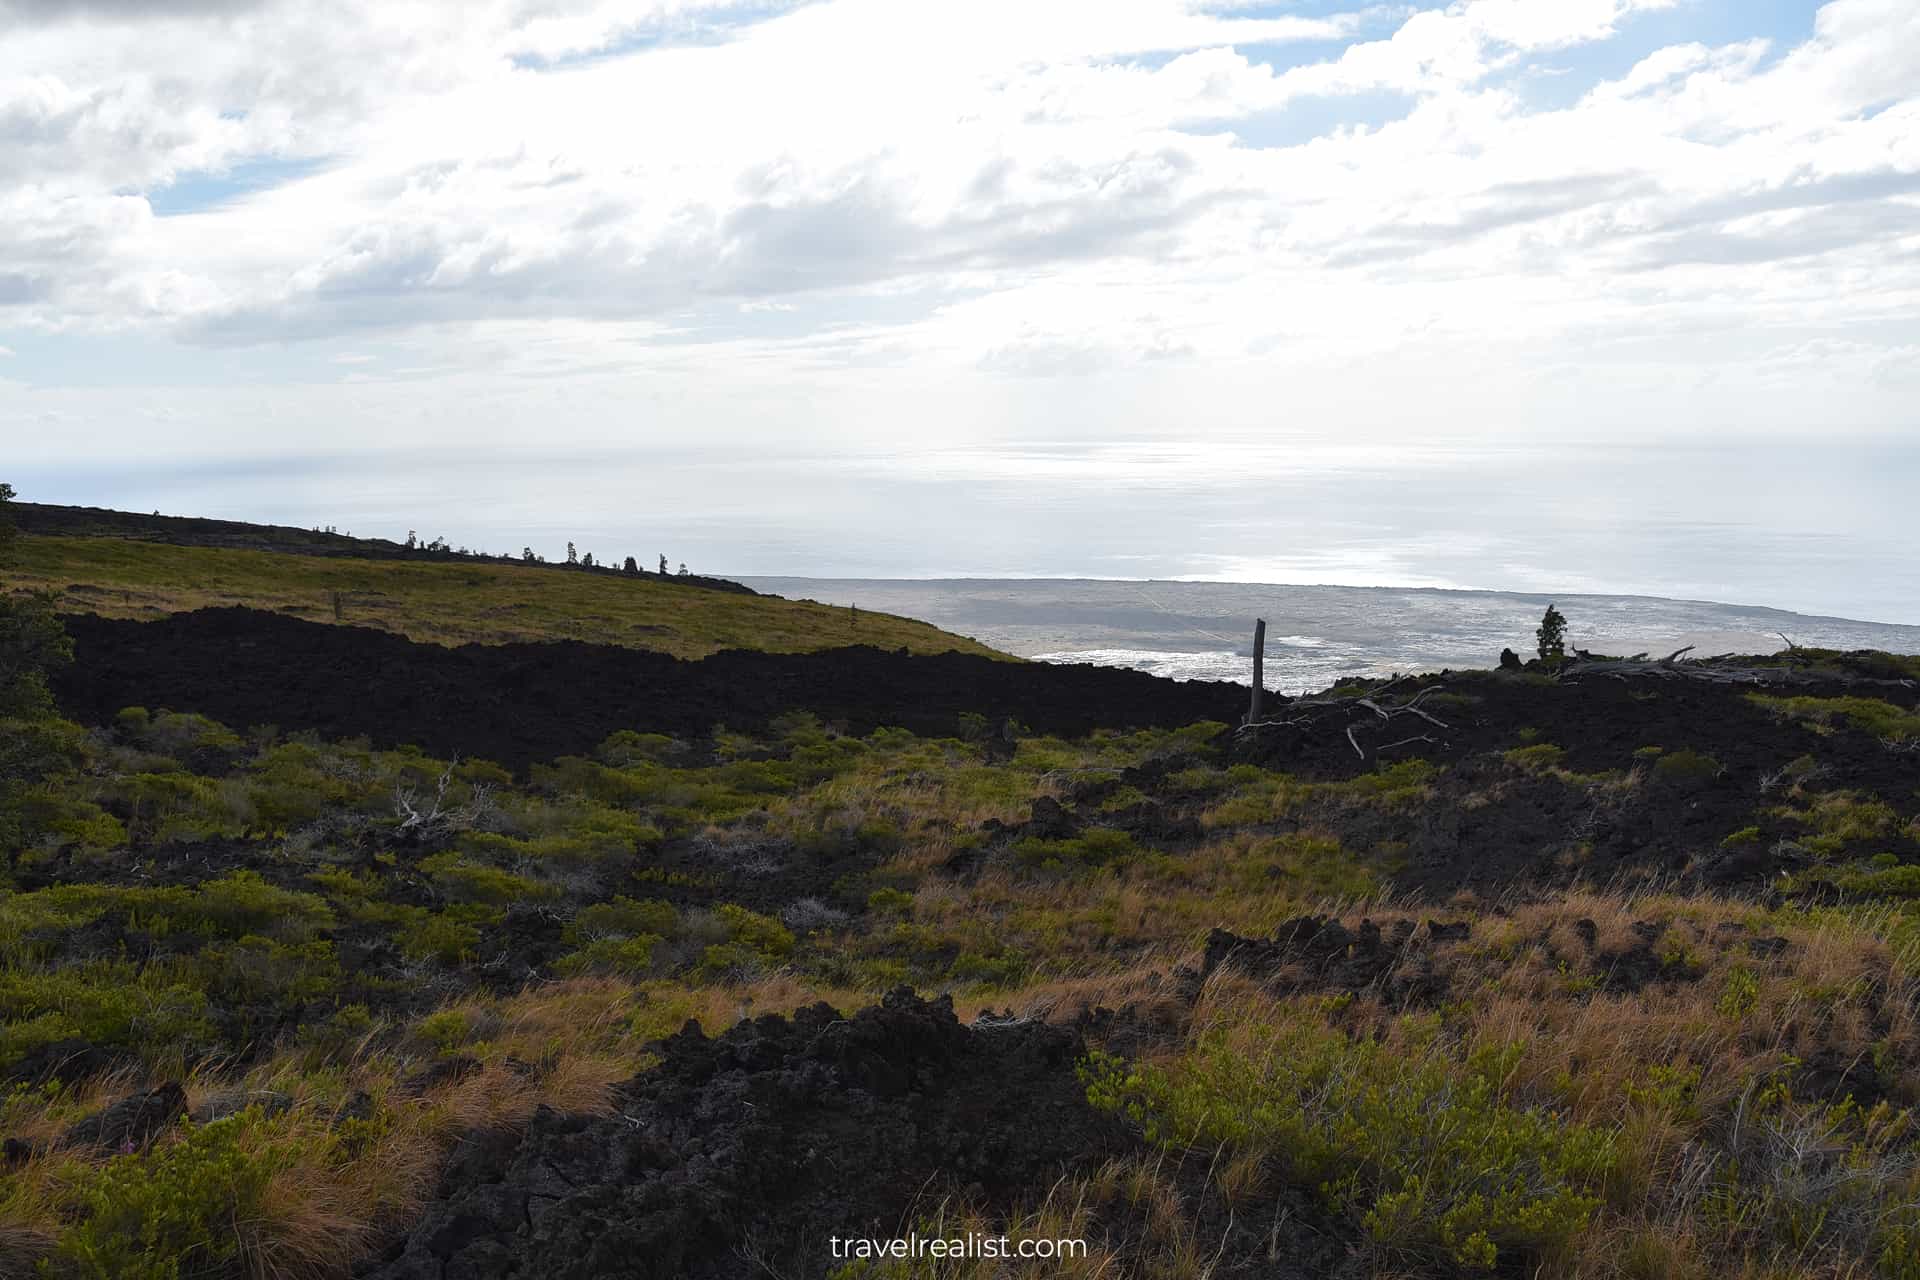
[2,0,1917,619]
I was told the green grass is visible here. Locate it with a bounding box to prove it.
[1750,693,1920,743]
[1082,1023,1616,1271]
[11,538,1920,1280]
[2,535,1005,659]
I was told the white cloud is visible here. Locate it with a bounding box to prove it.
[0,0,1914,458]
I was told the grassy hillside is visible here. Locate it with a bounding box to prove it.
[5,659,1920,1276]
[11,492,1920,1277]
[0,535,1004,659]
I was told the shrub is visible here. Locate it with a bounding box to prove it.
[565,896,676,944]
[398,912,483,964]
[0,589,72,719]
[555,934,660,977]
[138,712,243,758]
[1083,1022,1615,1271]
[866,887,914,915]
[782,897,851,934]
[1654,749,1721,786]
[417,1009,471,1053]
[17,790,126,850]
[1011,828,1137,871]
[1750,694,1920,744]
[797,815,901,860]
[0,966,212,1065]
[420,854,556,905]
[694,904,796,979]
[54,1108,287,1280]
[1502,744,1566,774]
[190,871,334,942]
[595,731,687,766]
[1717,966,1761,1019]
[555,896,675,976]
[1825,863,1920,899]
[714,903,794,958]
[1243,832,1377,898]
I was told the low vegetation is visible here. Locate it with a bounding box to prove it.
[0,535,1000,659]
[6,493,1920,1276]
[2,677,1918,1276]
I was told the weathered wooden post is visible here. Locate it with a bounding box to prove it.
[1247,618,1266,725]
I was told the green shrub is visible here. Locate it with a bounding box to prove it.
[54,1108,289,1280]
[1502,743,1566,773]
[565,896,676,944]
[695,904,796,979]
[397,910,486,964]
[417,1009,471,1053]
[1825,864,1920,899]
[555,934,660,976]
[1654,749,1721,785]
[462,807,661,869]
[1011,828,1137,871]
[0,965,211,1065]
[1783,792,1900,847]
[103,772,234,843]
[555,896,675,975]
[793,814,902,860]
[1750,694,1920,743]
[1240,833,1378,899]
[420,854,556,905]
[17,790,126,850]
[1717,966,1761,1019]
[1083,1022,1615,1272]
[866,887,915,915]
[715,903,793,958]
[595,730,687,766]
[1330,758,1441,807]
[0,589,72,719]
[949,947,1028,989]
[190,871,334,942]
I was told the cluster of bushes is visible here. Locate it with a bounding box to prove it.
[1083,1018,1616,1271]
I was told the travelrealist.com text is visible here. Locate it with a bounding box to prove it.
[829,1234,1089,1261]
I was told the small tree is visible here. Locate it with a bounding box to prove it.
[522,547,536,563]
[566,541,579,566]
[1536,604,1567,663]
[580,552,594,568]
[0,482,17,550]
[623,556,639,575]
[658,554,668,575]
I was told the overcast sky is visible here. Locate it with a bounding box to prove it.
[3,0,1917,617]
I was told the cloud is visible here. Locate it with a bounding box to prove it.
[0,0,1911,458]
[0,0,267,21]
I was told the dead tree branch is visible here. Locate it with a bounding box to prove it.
[394,761,493,837]
[1236,678,1452,763]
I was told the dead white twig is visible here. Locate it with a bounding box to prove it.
[394,760,492,836]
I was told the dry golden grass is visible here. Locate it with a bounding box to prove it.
[0,972,889,1280]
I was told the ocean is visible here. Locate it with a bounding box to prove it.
[738,578,1920,695]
